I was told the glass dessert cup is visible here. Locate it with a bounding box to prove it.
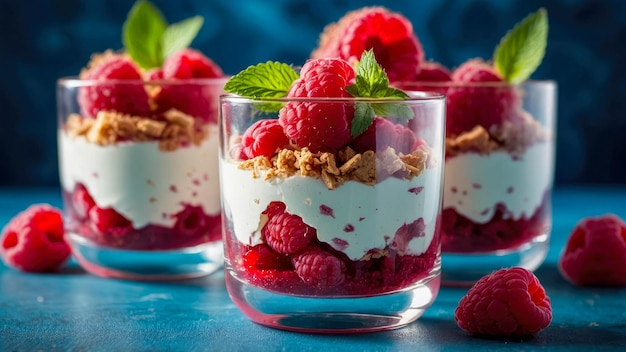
[399,80,557,286]
[219,93,446,333]
[57,77,227,280]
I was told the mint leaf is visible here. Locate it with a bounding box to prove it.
[493,8,548,84]
[224,61,299,98]
[372,103,414,120]
[162,16,204,59]
[351,102,376,137]
[352,50,389,97]
[123,0,167,69]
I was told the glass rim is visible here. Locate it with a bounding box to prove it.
[220,91,446,104]
[393,79,557,89]
[57,76,230,87]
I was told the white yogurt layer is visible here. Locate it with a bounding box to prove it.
[220,161,443,261]
[443,141,553,224]
[58,125,221,229]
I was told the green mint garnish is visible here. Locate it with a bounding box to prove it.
[347,50,413,137]
[493,8,548,84]
[224,61,299,112]
[161,16,204,59]
[123,0,204,69]
[224,61,299,98]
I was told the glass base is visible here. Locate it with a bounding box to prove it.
[441,234,549,287]
[67,233,223,281]
[225,264,441,334]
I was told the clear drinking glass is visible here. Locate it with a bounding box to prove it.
[400,80,557,285]
[57,77,227,280]
[219,93,446,333]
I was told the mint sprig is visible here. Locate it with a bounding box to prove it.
[223,61,299,113]
[123,0,204,69]
[347,50,414,137]
[493,8,548,84]
[224,62,299,98]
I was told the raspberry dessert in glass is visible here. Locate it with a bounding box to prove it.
[400,9,556,284]
[219,51,445,333]
[57,1,226,280]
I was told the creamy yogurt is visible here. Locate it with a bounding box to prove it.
[58,125,221,229]
[220,161,443,260]
[443,141,553,224]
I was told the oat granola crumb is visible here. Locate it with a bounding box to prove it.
[64,108,207,151]
[446,114,550,156]
[238,144,433,189]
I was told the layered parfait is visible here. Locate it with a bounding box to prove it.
[58,2,226,261]
[220,51,445,296]
[304,6,554,279]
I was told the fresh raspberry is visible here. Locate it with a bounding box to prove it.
[351,117,418,154]
[240,119,290,159]
[446,59,521,137]
[262,201,287,220]
[162,48,223,79]
[262,211,315,255]
[71,184,96,220]
[172,204,215,239]
[455,267,552,337]
[292,247,347,289]
[243,244,293,271]
[78,52,151,118]
[88,206,131,233]
[154,48,224,123]
[0,204,70,272]
[414,61,452,82]
[558,214,626,286]
[144,68,164,81]
[311,6,423,82]
[278,58,355,152]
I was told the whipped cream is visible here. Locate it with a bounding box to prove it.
[220,161,443,260]
[443,141,553,224]
[58,125,221,229]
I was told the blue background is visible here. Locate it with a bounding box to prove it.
[1,0,625,186]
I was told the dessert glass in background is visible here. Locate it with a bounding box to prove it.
[57,76,227,280]
[400,80,557,285]
[219,93,446,333]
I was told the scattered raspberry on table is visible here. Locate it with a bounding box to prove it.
[559,214,626,287]
[455,267,552,337]
[0,204,70,273]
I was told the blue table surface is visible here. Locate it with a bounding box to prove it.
[1,186,625,351]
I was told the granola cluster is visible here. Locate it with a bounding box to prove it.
[239,145,433,190]
[446,111,550,157]
[64,109,208,151]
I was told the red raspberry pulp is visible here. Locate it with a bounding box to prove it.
[442,191,551,253]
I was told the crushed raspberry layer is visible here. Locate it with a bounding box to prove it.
[226,202,439,296]
[441,191,551,253]
[63,186,221,250]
